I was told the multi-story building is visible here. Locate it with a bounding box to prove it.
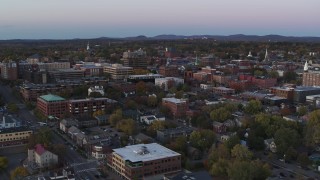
[162,98,188,118]
[270,85,295,101]
[103,64,133,81]
[48,69,85,82]
[68,98,117,116]
[212,87,235,95]
[239,75,277,89]
[302,62,320,86]
[159,65,179,77]
[121,49,148,69]
[0,127,32,147]
[107,143,181,180]
[28,144,58,168]
[127,74,163,83]
[37,94,67,118]
[37,62,70,71]
[0,61,18,80]
[157,127,194,143]
[155,77,184,91]
[199,55,220,67]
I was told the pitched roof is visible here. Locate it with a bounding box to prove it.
[40,94,65,102]
[35,144,46,155]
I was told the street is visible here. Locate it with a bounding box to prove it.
[0,84,101,180]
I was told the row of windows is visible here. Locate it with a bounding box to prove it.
[0,136,28,141]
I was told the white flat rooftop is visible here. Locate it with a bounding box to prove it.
[113,143,180,162]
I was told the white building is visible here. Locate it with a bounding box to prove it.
[88,86,105,96]
[140,115,165,125]
[28,144,58,168]
[155,77,184,91]
[200,84,213,90]
[0,115,19,129]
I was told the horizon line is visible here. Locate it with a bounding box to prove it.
[1,33,320,41]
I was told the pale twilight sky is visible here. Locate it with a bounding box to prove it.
[0,0,319,39]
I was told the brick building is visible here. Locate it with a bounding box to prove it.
[162,98,188,118]
[270,85,295,101]
[212,87,235,95]
[68,98,117,116]
[159,65,179,77]
[107,143,181,179]
[37,94,67,118]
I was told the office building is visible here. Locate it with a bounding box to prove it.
[107,143,181,179]
[121,49,148,69]
[37,94,67,118]
[103,64,133,81]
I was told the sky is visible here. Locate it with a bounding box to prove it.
[0,0,319,39]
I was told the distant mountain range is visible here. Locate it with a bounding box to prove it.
[117,34,320,42]
[2,34,320,42]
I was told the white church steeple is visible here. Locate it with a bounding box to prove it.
[86,42,90,51]
[304,61,308,72]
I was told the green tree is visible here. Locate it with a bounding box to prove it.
[227,160,270,180]
[109,109,123,126]
[146,121,166,137]
[283,71,297,83]
[136,81,146,95]
[7,102,18,113]
[274,128,300,156]
[244,100,262,115]
[254,70,264,77]
[147,96,158,107]
[116,118,136,135]
[0,156,8,170]
[268,70,279,79]
[225,135,240,151]
[305,110,320,147]
[231,144,253,161]
[297,152,311,168]
[92,109,105,117]
[297,106,308,116]
[210,158,229,177]
[210,107,232,122]
[10,166,29,180]
[190,129,215,151]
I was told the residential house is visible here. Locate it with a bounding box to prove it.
[212,121,227,134]
[264,138,277,153]
[28,144,58,169]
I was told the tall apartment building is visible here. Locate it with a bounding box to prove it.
[107,143,181,180]
[162,98,188,118]
[68,98,117,116]
[302,62,320,86]
[103,64,133,81]
[37,94,68,118]
[121,49,148,69]
[0,61,18,80]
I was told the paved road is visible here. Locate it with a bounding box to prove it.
[0,84,101,180]
[257,152,320,179]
